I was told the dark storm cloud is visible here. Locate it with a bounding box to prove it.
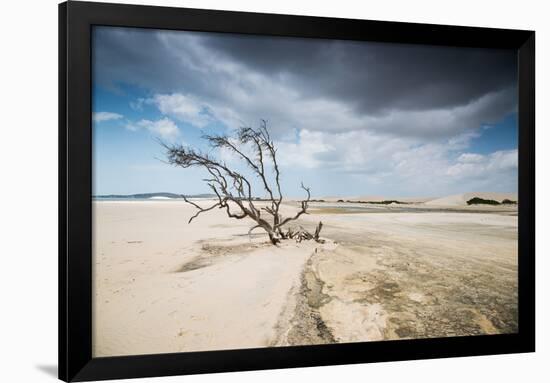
[93,27,203,94]
[202,34,517,115]
[92,26,517,139]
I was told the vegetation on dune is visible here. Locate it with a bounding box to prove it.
[466,197,517,206]
[365,200,408,205]
[335,199,409,205]
[501,199,517,205]
[467,197,500,205]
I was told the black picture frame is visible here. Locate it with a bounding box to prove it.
[59,1,535,381]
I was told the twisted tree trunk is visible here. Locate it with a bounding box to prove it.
[163,120,323,245]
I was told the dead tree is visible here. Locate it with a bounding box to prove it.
[162,120,323,245]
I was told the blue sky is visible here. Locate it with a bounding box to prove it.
[92,27,518,198]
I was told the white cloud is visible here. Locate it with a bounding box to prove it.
[276,129,412,174]
[457,153,485,164]
[126,118,180,140]
[92,111,123,123]
[276,130,337,169]
[126,29,516,141]
[133,83,517,195]
[275,128,517,195]
[447,150,517,178]
[142,83,513,144]
[151,94,215,128]
[126,89,517,196]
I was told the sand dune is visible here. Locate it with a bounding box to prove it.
[425,192,517,207]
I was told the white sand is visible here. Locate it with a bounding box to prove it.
[92,200,325,356]
[93,199,517,356]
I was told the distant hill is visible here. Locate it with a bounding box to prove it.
[93,192,216,199]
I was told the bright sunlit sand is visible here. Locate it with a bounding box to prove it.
[93,196,517,357]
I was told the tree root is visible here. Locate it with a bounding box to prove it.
[277,221,325,244]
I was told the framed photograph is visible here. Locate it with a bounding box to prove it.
[59,1,535,381]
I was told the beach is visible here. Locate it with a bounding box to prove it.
[92,198,518,357]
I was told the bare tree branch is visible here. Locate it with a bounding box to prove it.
[163,121,323,245]
[248,224,262,240]
[276,182,311,228]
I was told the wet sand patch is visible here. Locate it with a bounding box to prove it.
[277,211,518,345]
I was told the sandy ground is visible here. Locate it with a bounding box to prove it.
[284,206,518,344]
[93,199,517,357]
[92,200,332,356]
